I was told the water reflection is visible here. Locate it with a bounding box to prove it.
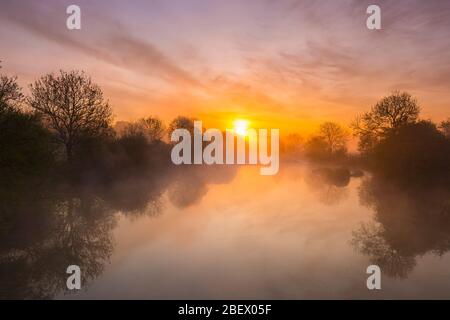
[168,166,237,208]
[305,167,351,205]
[0,164,237,299]
[2,163,450,299]
[352,175,450,279]
[0,188,116,299]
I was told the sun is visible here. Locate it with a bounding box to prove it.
[233,119,250,136]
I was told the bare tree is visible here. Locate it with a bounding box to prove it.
[319,122,348,155]
[352,91,420,152]
[0,65,24,112]
[140,116,165,141]
[28,70,113,160]
[167,116,195,138]
[124,116,165,142]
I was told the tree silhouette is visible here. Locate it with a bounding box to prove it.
[304,136,329,161]
[167,116,195,138]
[319,122,348,156]
[440,118,450,139]
[123,116,166,142]
[28,71,113,161]
[0,70,54,177]
[352,91,420,153]
[304,122,348,161]
[371,120,450,182]
[0,74,23,113]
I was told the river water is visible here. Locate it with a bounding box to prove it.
[58,163,450,299]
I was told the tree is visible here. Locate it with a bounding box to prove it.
[352,91,420,153]
[0,74,23,114]
[28,70,113,160]
[304,122,348,161]
[319,122,348,156]
[304,136,329,161]
[371,120,450,182]
[440,118,450,139]
[124,116,165,142]
[139,116,165,142]
[167,116,195,138]
[0,70,53,176]
[0,110,55,177]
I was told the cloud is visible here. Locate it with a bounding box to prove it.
[1,0,449,123]
[0,0,200,88]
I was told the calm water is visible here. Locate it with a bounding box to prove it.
[54,163,450,299]
[2,163,450,299]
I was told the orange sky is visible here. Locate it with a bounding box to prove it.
[1,0,449,136]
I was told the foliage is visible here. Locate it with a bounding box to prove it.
[352,91,420,153]
[28,70,113,160]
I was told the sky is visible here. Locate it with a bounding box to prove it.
[1,0,450,134]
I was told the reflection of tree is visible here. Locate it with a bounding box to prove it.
[168,165,237,208]
[305,167,350,205]
[0,189,116,299]
[352,176,450,278]
[319,185,348,206]
[0,162,239,298]
[351,223,416,279]
[99,175,166,217]
[169,179,209,208]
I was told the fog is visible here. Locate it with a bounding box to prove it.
[2,160,449,299]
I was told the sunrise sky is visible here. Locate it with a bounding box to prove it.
[1,0,449,135]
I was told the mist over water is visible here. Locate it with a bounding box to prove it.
[1,158,450,299]
[3,163,440,299]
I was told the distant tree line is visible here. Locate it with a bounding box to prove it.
[0,69,203,184]
[281,91,450,184]
[1,67,449,184]
[351,91,450,183]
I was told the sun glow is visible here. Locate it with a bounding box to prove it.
[233,119,250,136]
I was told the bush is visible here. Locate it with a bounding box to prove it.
[371,121,450,183]
[0,110,55,179]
